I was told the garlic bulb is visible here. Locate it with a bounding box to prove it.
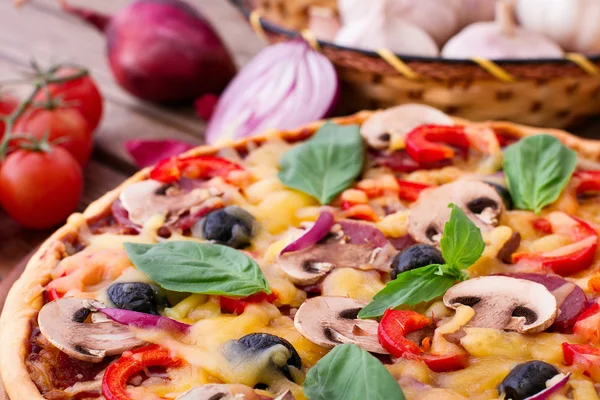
[449,0,496,29]
[335,0,439,56]
[516,0,600,55]
[442,0,563,59]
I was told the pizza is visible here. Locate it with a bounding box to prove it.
[3,104,600,400]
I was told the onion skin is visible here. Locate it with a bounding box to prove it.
[62,0,236,103]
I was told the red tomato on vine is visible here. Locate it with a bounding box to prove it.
[0,146,83,229]
[13,107,93,166]
[33,67,103,131]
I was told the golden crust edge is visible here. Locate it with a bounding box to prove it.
[1,110,600,399]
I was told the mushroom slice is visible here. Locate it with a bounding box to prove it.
[38,298,146,363]
[274,391,295,400]
[361,104,453,149]
[176,384,260,400]
[277,242,394,285]
[294,296,388,354]
[408,180,504,245]
[119,179,213,226]
[443,276,558,334]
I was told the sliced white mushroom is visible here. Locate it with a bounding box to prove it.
[274,391,295,400]
[294,296,388,354]
[38,298,146,363]
[408,180,504,245]
[443,276,558,334]
[360,104,453,149]
[119,179,213,226]
[277,243,395,285]
[176,384,260,400]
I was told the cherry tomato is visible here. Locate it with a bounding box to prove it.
[0,93,18,136]
[14,107,93,166]
[0,147,83,229]
[34,67,103,131]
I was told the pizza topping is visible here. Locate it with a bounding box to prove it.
[484,180,514,210]
[360,104,453,150]
[191,205,256,249]
[277,242,393,285]
[224,333,302,386]
[38,298,146,363]
[408,181,503,245]
[497,360,561,400]
[390,244,445,280]
[278,122,364,205]
[405,125,470,163]
[294,296,388,354]
[512,212,598,276]
[443,276,558,334]
[503,134,577,213]
[101,344,184,400]
[573,170,600,195]
[107,282,163,315]
[501,273,588,331]
[377,309,431,358]
[573,301,600,344]
[562,343,600,381]
[176,384,265,400]
[98,307,190,334]
[280,211,335,255]
[149,155,244,184]
[119,179,214,226]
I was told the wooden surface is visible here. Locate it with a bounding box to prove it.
[0,0,264,279]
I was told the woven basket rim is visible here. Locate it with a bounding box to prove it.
[229,0,600,66]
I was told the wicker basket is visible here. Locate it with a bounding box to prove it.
[231,0,600,129]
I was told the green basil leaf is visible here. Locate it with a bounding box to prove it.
[124,241,270,296]
[440,204,485,270]
[504,134,577,214]
[303,344,405,400]
[278,122,364,204]
[358,264,455,319]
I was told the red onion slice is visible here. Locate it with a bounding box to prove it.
[99,308,190,334]
[524,373,570,400]
[280,211,335,255]
[206,39,338,144]
[337,220,388,248]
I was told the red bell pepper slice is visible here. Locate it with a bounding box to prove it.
[102,344,184,400]
[149,155,243,184]
[405,125,470,163]
[421,353,469,372]
[397,180,431,202]
[220,292,278,314]
[341,203,379,222]
[45,288,64,302]
[513,213,598,276]
[574,302,600,344]
[562,342,600,381]
[377,309,431,358]
[573,170,600,195]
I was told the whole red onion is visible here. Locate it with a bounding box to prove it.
[60,0,236,103]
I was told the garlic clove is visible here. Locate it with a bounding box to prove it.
[335,0,439,56]
[441,0,563,59]
[388,0,459,47]
[449,0,496,30]
[308,6,341,42]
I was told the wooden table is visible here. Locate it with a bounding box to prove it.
[0,0,264,280]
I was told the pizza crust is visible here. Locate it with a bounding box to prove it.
[1,110,599,399]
